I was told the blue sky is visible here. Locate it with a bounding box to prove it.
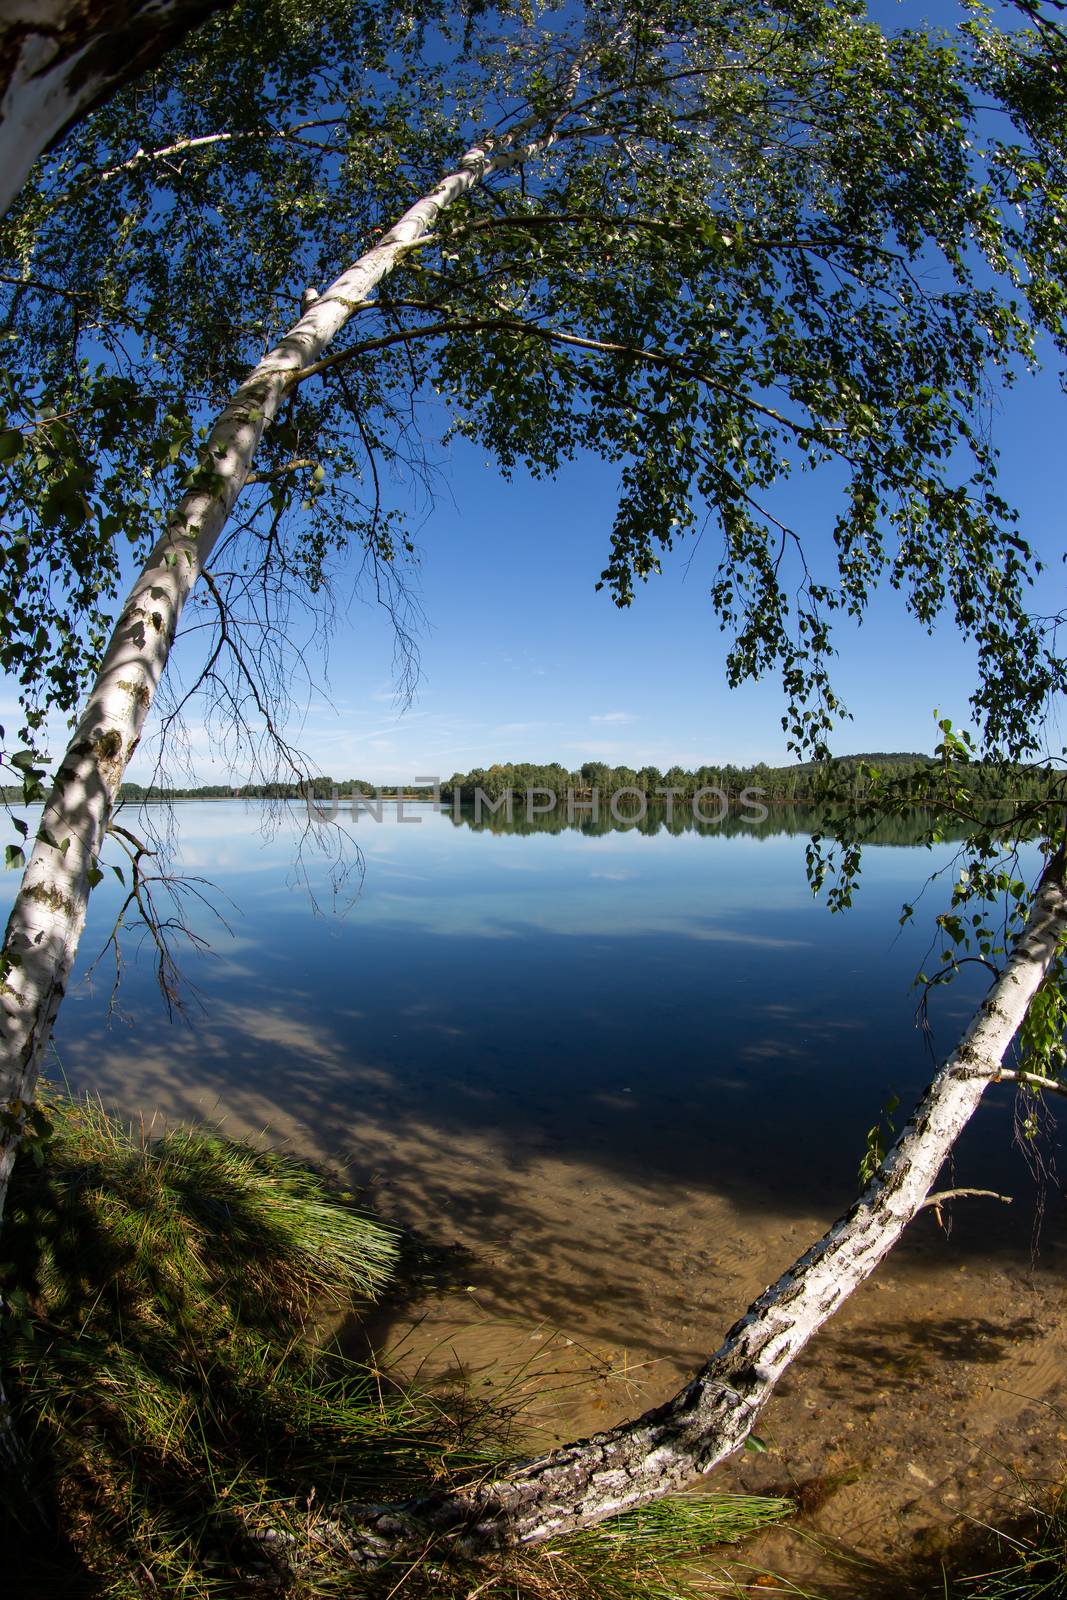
[255,346,1062,784]
[5,0,1063,785]
[155,0,1067,784]
[263,0,1065,784]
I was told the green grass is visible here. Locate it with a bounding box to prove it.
[0,1095,793,1598]
[932,1485,1067,1600]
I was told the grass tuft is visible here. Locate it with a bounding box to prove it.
[935,1483,1067,1599]
[524,1494,798,1599]
[0,1094,792,1597]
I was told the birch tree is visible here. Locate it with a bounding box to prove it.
[0,0,1066,1550]
[241,841,1066,1564]
[0,0,231,217]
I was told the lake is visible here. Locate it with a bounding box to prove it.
[6,799,1067,1574]
[19,798,1029,1198]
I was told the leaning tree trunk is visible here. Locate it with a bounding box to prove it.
[276,848,1067,1563]
[0,0,231,218]
[0,80,583,1223]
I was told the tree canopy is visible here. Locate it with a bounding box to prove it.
[0,0,1064,791]
[2,0,1067,1571]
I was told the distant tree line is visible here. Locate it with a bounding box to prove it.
[440,754,1061,804]
[1,752,1059,807]
[117,777,381,801]
[0,776,380,803]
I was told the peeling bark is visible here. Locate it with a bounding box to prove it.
[274,852,1067,1563]
[0,0,229,217]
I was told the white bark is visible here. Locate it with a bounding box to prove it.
[3,15,1064,1552]
[0,0,229,218]
[0,87,582,1214]
[294,851,1067,1561]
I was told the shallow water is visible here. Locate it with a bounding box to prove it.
[7,800,1067,1574]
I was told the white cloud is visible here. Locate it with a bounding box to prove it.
[493,719,557,736]
[589,711,635,725]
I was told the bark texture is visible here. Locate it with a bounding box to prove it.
[0,92,579,1216]
[289,852,1067,1563]
[0,0,228,216]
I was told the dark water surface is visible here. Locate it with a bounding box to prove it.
[12,799,1045,1213]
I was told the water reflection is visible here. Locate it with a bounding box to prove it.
[2,799,1060,1554]
[6,799,1038,1221]
[375,797,974,845]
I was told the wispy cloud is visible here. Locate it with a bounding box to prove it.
[590,711,635,725]
[492,719,557,736]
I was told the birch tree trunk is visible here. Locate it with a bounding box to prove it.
[0,90,582,1222]
[0,0,231,217]
[291,849,1067,1562]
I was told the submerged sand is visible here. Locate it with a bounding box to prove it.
[72,999,1067,1590]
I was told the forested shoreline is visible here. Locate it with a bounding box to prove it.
[2,750,1056,806]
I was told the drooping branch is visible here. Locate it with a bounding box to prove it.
[293,315,872,465]
[250,849,1067,1566]
[84,820,223,1017]
[0,50,594,1221]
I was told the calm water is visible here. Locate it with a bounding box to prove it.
[7,798,1046,1209]
[8,800,1066,1562]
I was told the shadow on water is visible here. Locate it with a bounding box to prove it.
[50,959,1064,1375]
[819,1313,1042,1390]
[15,799,1061,1593]
[18,801,1055,1371]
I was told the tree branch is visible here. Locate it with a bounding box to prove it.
[243,457,319,486]
[987,1066,1067,1098]
[242,850,1067,1566]
[292,315,843,448]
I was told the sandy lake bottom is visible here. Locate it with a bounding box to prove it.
[21,802,1066,1590]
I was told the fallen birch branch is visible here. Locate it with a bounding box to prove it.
[253,848,1067,1566]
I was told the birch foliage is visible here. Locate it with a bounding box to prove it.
[0,0,1066,1555]
[0,0,1063,782]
